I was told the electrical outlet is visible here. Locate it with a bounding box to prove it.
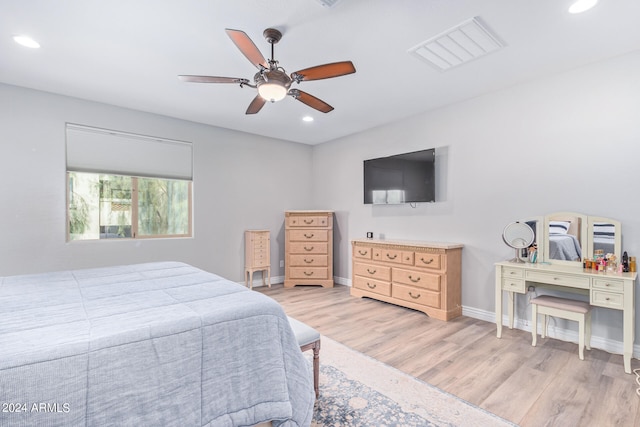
[279,260,284,268]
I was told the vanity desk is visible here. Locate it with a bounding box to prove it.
[495,212,637,373]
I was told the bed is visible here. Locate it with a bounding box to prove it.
[0,261,314,427]
[548,233,582,261]
[548,219,583,261]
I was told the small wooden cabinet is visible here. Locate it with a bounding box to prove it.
[351,239,463,320]
[284,211,334,288]
[245,230,270,289]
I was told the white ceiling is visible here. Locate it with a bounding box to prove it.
[2,0,640,145]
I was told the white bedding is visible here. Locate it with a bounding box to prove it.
[0,261,314,427]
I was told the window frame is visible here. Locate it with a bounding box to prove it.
[66,171,193,242]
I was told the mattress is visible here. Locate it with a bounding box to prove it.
[0,262,314,427]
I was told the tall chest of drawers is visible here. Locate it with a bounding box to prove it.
[351,239,463,320]
[284,210,334,288]
[244,230,270,289]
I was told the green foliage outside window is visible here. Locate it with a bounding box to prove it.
[67,172,191,241]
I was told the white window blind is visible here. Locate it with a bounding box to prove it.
[66,124,193,180]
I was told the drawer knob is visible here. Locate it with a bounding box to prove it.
[367,283,376,289]
[367,268,377,275]
[304,271,314,276]
[409,292,421,299]
[510,271,517,275]
[387,254,397,260]
[304,219,313,224]
[304,233,314,238]
[420,258,434,264]
[304,246,314,251]
[409,275,421,283]
[304,258,314,264]
[358,250,368,256]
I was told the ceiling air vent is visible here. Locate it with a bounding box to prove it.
[315,0,342,8]
[408,17,504,71]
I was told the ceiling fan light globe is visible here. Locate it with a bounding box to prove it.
[258,83,288,102]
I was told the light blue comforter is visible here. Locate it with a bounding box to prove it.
[0,262,314,427]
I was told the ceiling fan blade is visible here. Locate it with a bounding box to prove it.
[246,95,267,114]
[178,75,248,84]
[292,61,356,82]
[225,29,269,69]
[289,89,334,113]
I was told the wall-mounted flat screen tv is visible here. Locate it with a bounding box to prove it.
[364,148,435,204]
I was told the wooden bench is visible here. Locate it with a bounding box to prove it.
[287,316,320,398]
[530,295,592,360]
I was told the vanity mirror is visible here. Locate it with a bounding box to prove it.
[507,212,623,266]
[539,212,621,265]
[502,221,535,263]
[587,216,621,260]
[543,212,588,265]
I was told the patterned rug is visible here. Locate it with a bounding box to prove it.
[308,336,516,427]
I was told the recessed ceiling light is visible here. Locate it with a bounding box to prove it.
[13,35,40,48]
[302,116,314,122]
[568,0,598,14]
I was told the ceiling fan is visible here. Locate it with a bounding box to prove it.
[178,28,356,114]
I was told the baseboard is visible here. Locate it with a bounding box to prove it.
[463,306,637,359]
[334,276,351,286]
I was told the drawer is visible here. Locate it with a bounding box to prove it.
[393,268,440,292]
[401,251,414,265]
[353,276,391,296]
[287,216,328,227]
[592,278,624,292]
[289,242,327,254]
[591,290,624,310]
[252,258,269,268]
[290,254,328,267]
[525,270,590,289]
[252,250,268,260]
[288,229,328,242]
[380,248,404,264]
[414,253,442,270]
[289,267,328,280]
[501,278,525,293]
[502,267,524,279]
[392,283,440,308]
[353,262,391,281]
[250,234,269,243]
[353,246,372,260]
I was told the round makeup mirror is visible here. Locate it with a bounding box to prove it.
[502,221,535,263]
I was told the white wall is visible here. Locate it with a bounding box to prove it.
[0,83,313,280]
[312,50,640,343]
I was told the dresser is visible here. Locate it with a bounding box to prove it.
[495,261,637,373]
[244,230,270,289]
[284,210,334,288]
[351,239,463,320]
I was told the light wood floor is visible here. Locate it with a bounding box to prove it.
[256,284,640,427]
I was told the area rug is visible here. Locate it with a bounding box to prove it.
[308,336,517,427]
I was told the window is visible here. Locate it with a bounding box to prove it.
[65,124,193,241]
[68,172,192,240]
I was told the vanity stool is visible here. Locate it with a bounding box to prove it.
[287,316,320,398]
[531,295,592,360]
